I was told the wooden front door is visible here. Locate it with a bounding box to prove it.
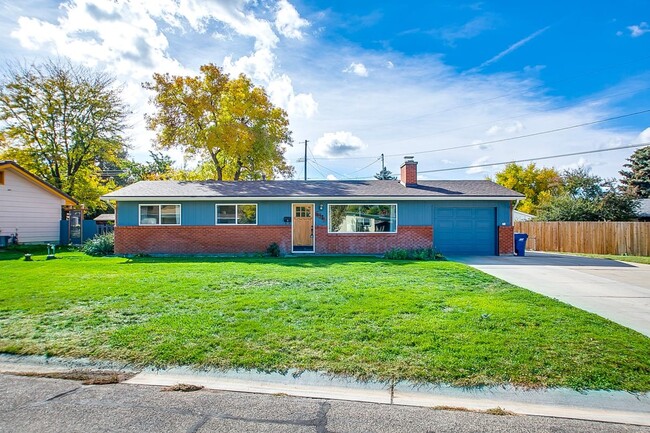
[292,203,314,252]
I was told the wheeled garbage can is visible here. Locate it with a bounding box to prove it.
[514,233,528,256]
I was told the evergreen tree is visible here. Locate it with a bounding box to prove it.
[620,146,650,198]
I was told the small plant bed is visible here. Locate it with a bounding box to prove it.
[0,252,648,391]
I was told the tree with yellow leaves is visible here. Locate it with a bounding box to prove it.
[143,64,294,180]
[494,163,562,215]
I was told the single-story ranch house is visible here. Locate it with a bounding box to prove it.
[0,160,78,244]
[102,159,524,256]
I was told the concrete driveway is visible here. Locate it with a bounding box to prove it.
[453,252,650,337]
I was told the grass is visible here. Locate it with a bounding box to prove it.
[555,252,650,265]
[1,247,649,391]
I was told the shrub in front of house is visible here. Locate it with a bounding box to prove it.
[266,242,282,257]
[384,247,444,261]
[82,232,114,256]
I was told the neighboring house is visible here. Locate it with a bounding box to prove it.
[513,209,535,222]
[637,199,650,222]
[0,161,78,244]
[94,213,116,235]
[101,159,524,256]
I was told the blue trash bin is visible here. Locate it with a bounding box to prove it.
[514,233,528,256]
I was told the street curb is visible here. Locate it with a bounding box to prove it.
[1,355,648,426]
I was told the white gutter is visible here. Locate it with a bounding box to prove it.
[101,195,523,202]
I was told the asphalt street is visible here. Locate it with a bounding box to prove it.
[1,374,648,433]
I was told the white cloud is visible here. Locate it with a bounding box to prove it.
[224,47,276,81]
[627,22,650,37]
[11,0,185,77]
[466,156,491,174]
[559,157,592,172]
[274,0,309,39]
[637,127,650,143]
[5,0,644,183]
[433,15,497,45]
[267,74,318,118]
[343,62,369,77]
[485,121,524,136]
[326,174,337,180]
[468,26,550,73]
[313,131,366,156]
[150,0,278,49]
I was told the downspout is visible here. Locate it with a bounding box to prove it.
[513,199,520,225]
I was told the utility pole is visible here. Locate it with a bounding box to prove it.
[381,153,385,170]
[304,139,309,181]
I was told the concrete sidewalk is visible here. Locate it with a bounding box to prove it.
[1,355,648,427]
[453,252,650,337]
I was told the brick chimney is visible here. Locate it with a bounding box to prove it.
[400,156,418,187]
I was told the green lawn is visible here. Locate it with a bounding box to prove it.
[558,253,650,265]
[1,248,649,391]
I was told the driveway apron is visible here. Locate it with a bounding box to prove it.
[453,252,650,337]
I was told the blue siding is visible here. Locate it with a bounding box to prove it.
[183,202,215,225]
[116,199,513,233]
[258,202,292,225]
[117,202,138,226]
[117,201,213,226]
[117,201,293,226]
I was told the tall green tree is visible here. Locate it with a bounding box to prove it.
[143,64,294,180]
[538,168,639,221]
[0,60,129,211]
[493,163,562,214]
[107,151,175,186]
[619,146,650,198]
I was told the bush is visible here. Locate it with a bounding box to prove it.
[82,232,114,256]
[266,242,281,257]
[384,247,444,261]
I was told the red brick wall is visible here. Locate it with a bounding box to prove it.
[498,225,514,255]
[315,225,432,254]
[115,226,292,255]
[115,225,433,255]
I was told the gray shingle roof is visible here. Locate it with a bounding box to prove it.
[102,180,524,200]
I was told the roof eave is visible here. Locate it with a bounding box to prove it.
[1,161,79,206]
[101,195,524,202]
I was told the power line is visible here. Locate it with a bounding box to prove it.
[307,160,327,179]
[419,142,649,174]
[345,157,382,176]
[306,99,650,162]
[381,85,650,146]
[385,108,650,157]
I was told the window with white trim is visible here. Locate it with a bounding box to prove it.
[328,204,397,233]
[139,204,181,225]
[216,204,257,225]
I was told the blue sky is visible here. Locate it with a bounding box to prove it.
[1,0,648,181]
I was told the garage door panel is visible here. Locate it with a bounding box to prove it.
[433,207,496,256]
[455,208,475,218]
[436,208,455,219]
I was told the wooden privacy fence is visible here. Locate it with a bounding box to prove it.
[514,221,650,256]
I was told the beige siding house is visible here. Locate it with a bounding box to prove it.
[0,161,78,244]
